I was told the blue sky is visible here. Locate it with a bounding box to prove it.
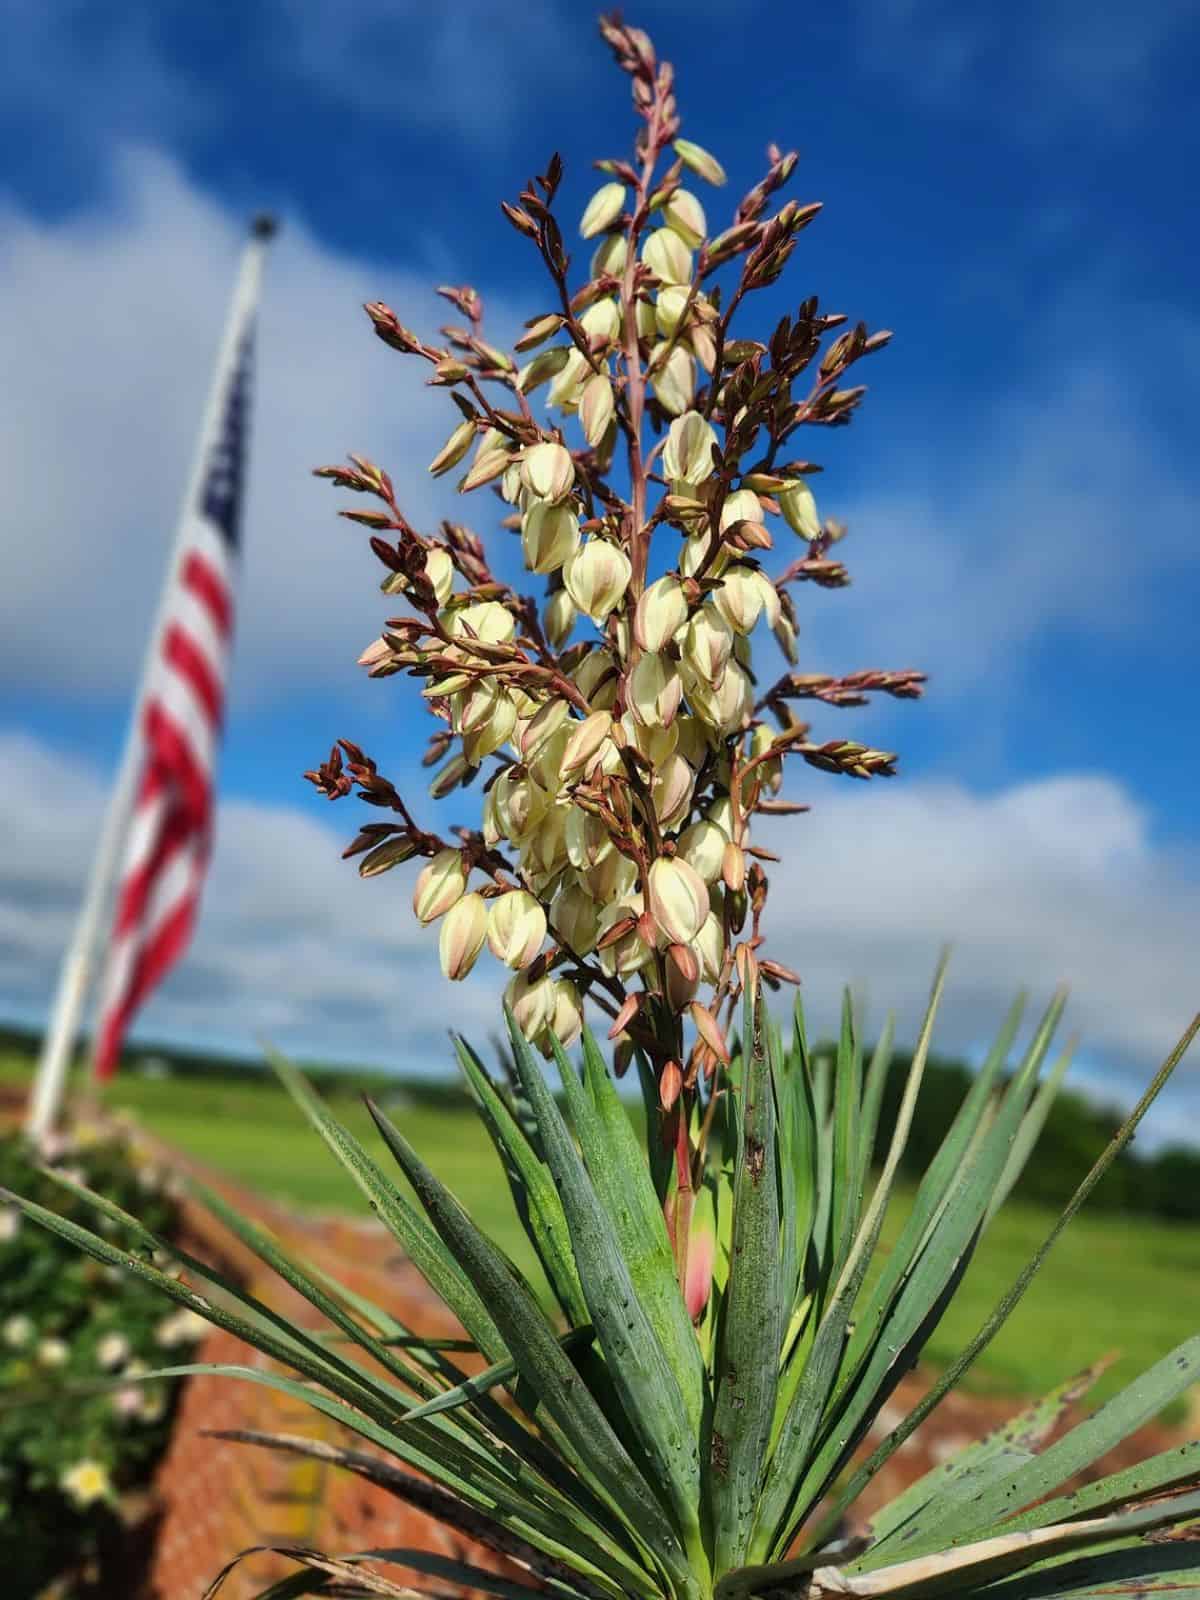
[1,0,1197,1130]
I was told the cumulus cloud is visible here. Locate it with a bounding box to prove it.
[0,146,511,712]
[3,729,1196,1135]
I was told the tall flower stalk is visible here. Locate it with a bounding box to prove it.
[307,15,923,1284]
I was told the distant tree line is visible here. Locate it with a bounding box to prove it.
[4,1021,1196,1221]
[870,1047,1200,1222]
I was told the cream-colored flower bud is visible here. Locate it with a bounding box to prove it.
[561,709,613,778]
[628,651,682,728]
[506,969,557,1039]
[712,661,753,733]
[778,476,821,540]
[548,348,589,412]
[585,849,637,903]
[456,676,500,736]
[580,181,626,239]
[720,489,764,531]
[677,818,728,884]
[681,605,734,686]
[655,285,691,337]
[591,233,628,277]
[450,600,516,644]
[413,849,467,924]
[643,228,693,285]
[521,441,575,503]
[517,699,570,764]
[424,548,455,606]
[712,564,771,634]
[773,610,798,664]
[497,772,550,843]
[565,804,613,871]
[501,461,524,504]
[521,502,580,575]
[439,891,487,980]
[635,298,657,339]
[662,411,718,487]
[653,752,696,830]
[689,323,717,374]
[463,691,517,764]
[573,646,618,709]
[543,979,584,1051]
[596,899,655,978]
[551,880,600,955]
[634,575,688,652]
[460,447,511,493]
[518,346,571,395]
[651,345,696,416]
[673,138,728,187]
[722,840,746,893]
[580,371,615,448]
[696,911,725,984]
[473,425,506,462]
[674,714,711,767]
[487,889,547,970]
[429,419,476,478]
[664,189,707,249]
[620,711,678,765]
[579,298,622,348]
[521,800,569,880]
[542,587,577,649]
[648,856,709,945]
[563,540,631,623]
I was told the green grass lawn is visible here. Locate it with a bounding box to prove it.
[4,1053,1197,1411]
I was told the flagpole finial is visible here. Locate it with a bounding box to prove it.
[251,212,279,241]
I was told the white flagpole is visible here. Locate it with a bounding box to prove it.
[25,215,277,1142]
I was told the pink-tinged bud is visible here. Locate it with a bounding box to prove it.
[628,651,682,728]
[778,476,820,540]
[428,419,476,478]
[683,1187,717,1320]
[681,605,734,686]
[664,189,707,249]
[542,587,577,649]
[517,699,570,763]
[591,232,628,276]
[563,540,631,623]
[773,610,798,664]
[659,1058,683,1111]
[514,313,565,352]
[643,228,693,285]
[677,818,728,884]
[358,636,392,670]
[652,753,696,830]
[424,548,455,606]
[596,899,655,978]
[673,138,728,187]
[634,575,688,652]
[413,849,468,924]
[690,323,717,374]
[648,856,709,945]
[487,889,547,970]
[521,502,580,575]
[439,892,488,980]
[579,181,626,239]
[506,969,557,1039]
[665,943,700,1011]
[521,441,575,503]
[689,1001,731,1064]
[696,912,725,984]
[580,371,616,448]
[722,840,746,892]
[662,411,718,487]
[459,448,510,493]
[720,488,764,531]
[551,880,601,955]
[561,710,614,777]
[358,835,418,877]
[650,345,696,416]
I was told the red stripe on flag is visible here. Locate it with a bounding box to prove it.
[181,550,234,637]
[162,621,224,728]
[141,702,214,826]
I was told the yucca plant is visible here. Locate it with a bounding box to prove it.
[9,11,1200,1599]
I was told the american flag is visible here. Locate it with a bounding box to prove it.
[92,325,254,1078]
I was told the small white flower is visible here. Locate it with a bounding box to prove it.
[37,1337,70,1369]
[97,1332,130,1370]
[0,1206,20,1243]
[3,1314,33,1348]
[60,1459,111,1509]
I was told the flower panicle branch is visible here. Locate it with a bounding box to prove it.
[307,10,925,1123]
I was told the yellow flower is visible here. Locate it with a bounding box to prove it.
[60,1460,111,1509]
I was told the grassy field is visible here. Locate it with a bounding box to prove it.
[4,1054,1198,1412]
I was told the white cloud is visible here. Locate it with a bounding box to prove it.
[2,729,1196,1135]
[0,146,516,711]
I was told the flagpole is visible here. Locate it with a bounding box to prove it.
[25,215,277,1141]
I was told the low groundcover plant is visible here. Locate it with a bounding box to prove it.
[9,12,1200,1599]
